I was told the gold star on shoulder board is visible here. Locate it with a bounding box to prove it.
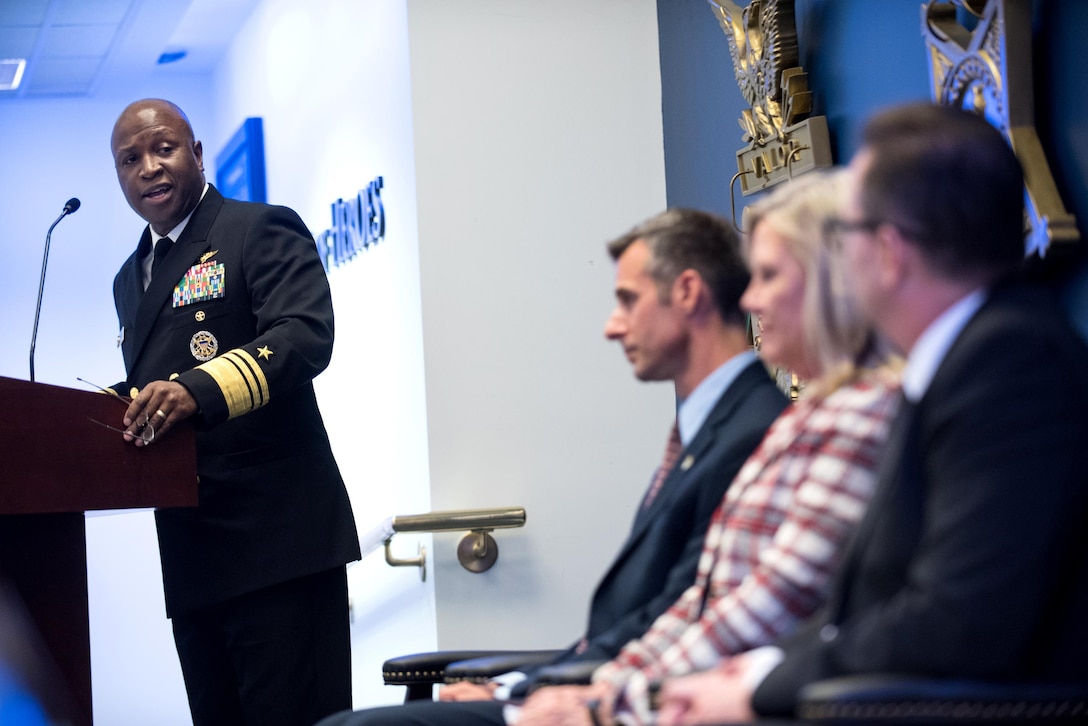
[257,345,274,361]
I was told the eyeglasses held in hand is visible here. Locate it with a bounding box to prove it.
[78,377,155,444]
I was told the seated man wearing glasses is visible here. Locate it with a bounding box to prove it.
[653,103,1088,725]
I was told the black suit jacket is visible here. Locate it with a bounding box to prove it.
[113,185,361,617]
[516,359,785,692]
[753,281,1088,716]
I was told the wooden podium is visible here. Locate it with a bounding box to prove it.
[0,376,197,725]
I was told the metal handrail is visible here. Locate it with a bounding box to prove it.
[375,507,527,581]
[391,507,526,534]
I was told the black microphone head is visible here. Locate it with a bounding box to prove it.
[63,197,81,214]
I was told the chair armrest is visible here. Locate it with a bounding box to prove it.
[383,650,545,688]
[798,675,1088,722]
[386,649,561,702]
[445,650,568,683]
[527,659,609,690]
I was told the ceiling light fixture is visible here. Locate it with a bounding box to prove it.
[0,59,27,91]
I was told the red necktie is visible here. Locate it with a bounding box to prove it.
[642,421,681,510]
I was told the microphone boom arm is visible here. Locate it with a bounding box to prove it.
[29,198,80,382]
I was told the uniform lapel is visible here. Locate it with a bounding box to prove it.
[125,188,223,374]
[117,232,150,369]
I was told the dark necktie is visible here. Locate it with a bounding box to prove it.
[642,421,682,510]
[152,236,173,274]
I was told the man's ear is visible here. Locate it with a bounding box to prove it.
[671,269,705,315]
[874,223,910,291]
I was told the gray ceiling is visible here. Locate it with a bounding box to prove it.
[0,0,260,98]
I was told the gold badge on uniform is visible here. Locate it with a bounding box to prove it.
[190,330,219,362]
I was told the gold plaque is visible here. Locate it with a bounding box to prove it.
[708,0,832,195]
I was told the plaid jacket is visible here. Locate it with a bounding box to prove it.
[595,371,900,717]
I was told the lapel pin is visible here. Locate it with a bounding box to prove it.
[680,455,695,471]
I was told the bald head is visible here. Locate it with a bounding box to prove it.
[111,99,195,151]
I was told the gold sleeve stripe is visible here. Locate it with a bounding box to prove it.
[222,350,268,411]
[196,347,270,419]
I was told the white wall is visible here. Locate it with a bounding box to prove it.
[406,0,673,650]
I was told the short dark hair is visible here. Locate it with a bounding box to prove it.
[607,208,749,327]
[859,102,1025,281]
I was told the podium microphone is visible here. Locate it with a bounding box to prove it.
[29,197,81,382]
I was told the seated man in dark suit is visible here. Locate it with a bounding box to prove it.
[653,102,1088,725]
[317,209,787,725]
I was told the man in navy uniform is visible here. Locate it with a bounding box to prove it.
[109,98,360,726]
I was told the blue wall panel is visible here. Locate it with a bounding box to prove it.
[657,0,1088,334]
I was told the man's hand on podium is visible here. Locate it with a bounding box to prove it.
[122,380,198,447]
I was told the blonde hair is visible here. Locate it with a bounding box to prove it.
[743,169,884,396]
